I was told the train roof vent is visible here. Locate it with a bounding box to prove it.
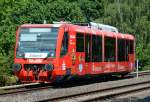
[52,21,69,27]
[90,22,118,33]
[53,21,70,24]
[73,22,90,27]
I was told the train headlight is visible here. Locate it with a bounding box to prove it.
[12,64,22,72]
[45,64,54,71]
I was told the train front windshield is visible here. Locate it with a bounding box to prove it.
[16,27,58,58]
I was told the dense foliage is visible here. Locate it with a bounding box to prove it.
[0,0,149,85]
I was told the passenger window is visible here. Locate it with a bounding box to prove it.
[105,37,116,62]
[60,32,68,56]
[124,40,134,61]
[118,39,126,61]
[76,33,84,52]
[92,35,102,62]
[129,40,134,54]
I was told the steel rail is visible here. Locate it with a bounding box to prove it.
[130,70,150,76]
[0,83,40,90]
[0,70,150,97]
[37,81,150,102]
[0,83,51,96]
[81,81,150,102]
[1,70,149,90]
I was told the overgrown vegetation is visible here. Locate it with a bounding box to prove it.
[0,0,149,86]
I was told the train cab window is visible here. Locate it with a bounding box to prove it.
[76,33,84,52]
[92,35,102,62]
[60,32,68,56]
[105,37,116,62]
[118,39,126,61]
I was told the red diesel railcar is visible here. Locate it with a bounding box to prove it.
[13,22,135,83]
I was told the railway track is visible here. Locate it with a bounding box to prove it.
[130,70,150,76]
[37,80,150,102]
[0,70,150,101]
[0,82,52,96]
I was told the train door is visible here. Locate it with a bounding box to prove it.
[117,39,134,72]
[75,32,86,75]
[91,35,103,74]
[117,38,127,72]
[126,40,135,71]
[103,36,116,73]
[85,34,103,74]
[85,34,92,74]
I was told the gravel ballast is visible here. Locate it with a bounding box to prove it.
[0,76,150,102]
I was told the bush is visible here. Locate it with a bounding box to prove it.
[0,75,17,86]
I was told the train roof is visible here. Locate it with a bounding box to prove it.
[69,23,135,40]
[20,22,135,40]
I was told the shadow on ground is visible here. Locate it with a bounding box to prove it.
[51,75,134,88]
[24,74,134,89]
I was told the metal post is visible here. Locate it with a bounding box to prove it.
[43,20,46,24]
[136,59,139,78]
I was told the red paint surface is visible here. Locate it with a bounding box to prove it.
[14,23,135,83]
